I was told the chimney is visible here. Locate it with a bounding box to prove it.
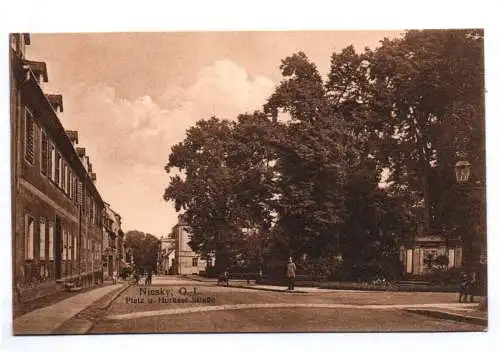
[91,172,96,182]
[22,33,31,45]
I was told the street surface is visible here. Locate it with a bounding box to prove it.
[89,276,484,333]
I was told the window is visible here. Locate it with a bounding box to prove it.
[90,199,94,225]
[41,131,48,175]
[24,108,35,165]
[49,144,55,180]
[54,152,60,185]
[192,257,198,267]
[48,221,54,260]
[65,230,69,261]
[81,186,86,213]
[87,239,91,270]
[39,217,46,260]
[62,228,66,260]
[68,170,72,199]
[406,249,413,274]
[25,215,35,260]
[74,178,79,205]
[61,161,66,190]
[69,231,73,261]
[448,249,455,268]
[10,34,17,50]
[74,235,78,261]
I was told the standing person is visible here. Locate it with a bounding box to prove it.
[286,257,296,291]
[468,271,477,303]
[458,272,469,303]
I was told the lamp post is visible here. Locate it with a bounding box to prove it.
[454,160,487,309]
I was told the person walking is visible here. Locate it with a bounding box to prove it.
[286,257,296,291]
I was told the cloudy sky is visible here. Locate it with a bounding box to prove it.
[27,31,404,237]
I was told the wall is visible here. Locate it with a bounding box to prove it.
[11,38,104,305]
[175,225,207,275]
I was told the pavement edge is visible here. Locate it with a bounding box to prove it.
[71,282,131,334]
[405,308,488,327]
[182,275,306,293]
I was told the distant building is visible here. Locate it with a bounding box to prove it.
[400,226,463,276]
[171,215,207,275]
[10,33,105,305]
[158,235,175,275]
[103,204,125,278]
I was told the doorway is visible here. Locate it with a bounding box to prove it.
[55,217,62,279]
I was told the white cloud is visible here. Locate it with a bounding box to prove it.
[59,60,275,235]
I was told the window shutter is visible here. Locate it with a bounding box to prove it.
[41,131,48,175]
[24,109,35,164]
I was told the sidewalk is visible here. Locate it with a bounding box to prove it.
[13,283,126,335]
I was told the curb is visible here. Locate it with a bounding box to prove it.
[98,282,131,310]
[405,308,488,326]
[182,275,305,293]
[181,275,207,283]
[229,284,307,293]
[79,283,131,334]
[184,276,459,293]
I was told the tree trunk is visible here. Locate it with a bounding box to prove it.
[214,243,231,273]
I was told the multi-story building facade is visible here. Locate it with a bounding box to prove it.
[171,215,207,275]
[10,33,105,305]
[103,204,124,278]
[158,235,175,275]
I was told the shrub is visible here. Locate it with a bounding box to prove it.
[426,267,461,285]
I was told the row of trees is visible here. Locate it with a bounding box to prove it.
[164,30,485,280]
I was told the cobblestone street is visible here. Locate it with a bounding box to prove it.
[85,276,485,333]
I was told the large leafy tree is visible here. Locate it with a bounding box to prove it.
[163,29,485,278]
[164,115,275,271]
[124,231,161,271]
[264,52,351,261]
[366,30,485,267]
[367,30,484,233]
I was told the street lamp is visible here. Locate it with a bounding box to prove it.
[455,160,471,184]
[454,159,487,310]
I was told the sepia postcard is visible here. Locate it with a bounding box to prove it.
[8,29,487,336]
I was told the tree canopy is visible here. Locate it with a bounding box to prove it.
[164,29,485,279]
[124,230,160,271]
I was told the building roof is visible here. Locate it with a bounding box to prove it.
[19,64,104,206]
